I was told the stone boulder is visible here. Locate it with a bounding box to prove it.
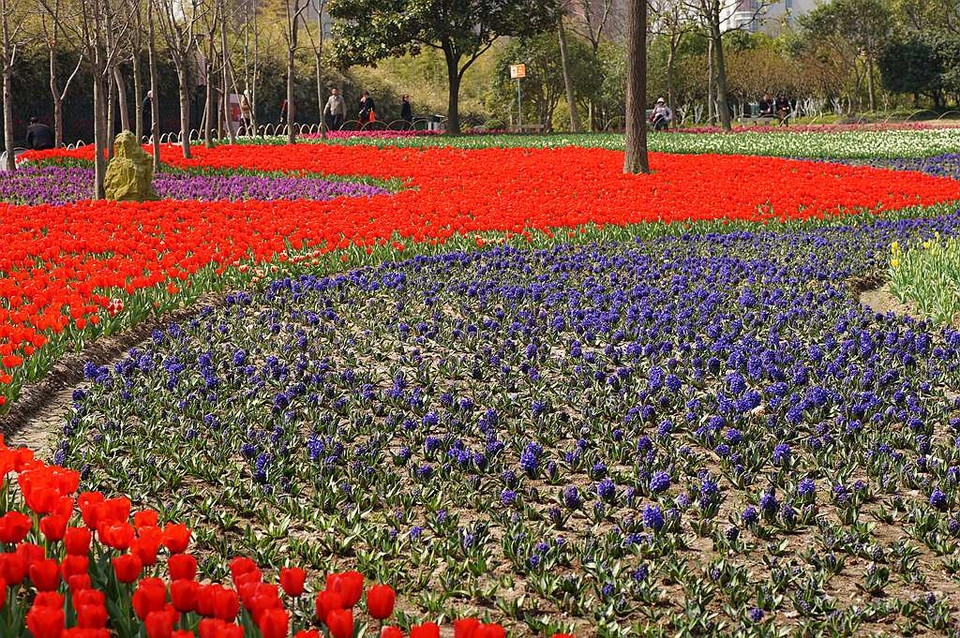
[104,131,158,202]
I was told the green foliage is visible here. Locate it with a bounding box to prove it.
[327,0,559,131]
[890,235,960,323]
[878,37,941,103]
[799,0,893,58]
[489,32,601,130]
[328,0,558,67]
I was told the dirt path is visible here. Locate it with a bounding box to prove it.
[0,294,226,460]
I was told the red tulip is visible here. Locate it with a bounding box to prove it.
[212,585,240,622]
[29,558,60,591]
[454,618,481,638]
[112,553,143,583]
[64,526,92,555]
[163,523,192,554]
[67,574,92,593]
[315,589,345,623]
[257,608,289,638]
[0,511,32,543]
[132,578,168,620]
[279,566,306,596]
[169,553,198,581]
[475,624,506,638]
[327,570,364,607]
[99,521,135,551]
[33,592,64,608]
[366,584,396,620]
[0,552,27,584]
[60,554,88,580]
[134,509,160,529]
[39,514,68,542]
[132,526,164,566]
[381,627,404,638]
[76,603,109,629]
[410,622,441,638]
[326,608,354,638]
[229,557,259,582]
[145,608,180,638]
[171,578,201,613]
[26,602,65,638]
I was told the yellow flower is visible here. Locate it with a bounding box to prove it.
[891,258,900,268]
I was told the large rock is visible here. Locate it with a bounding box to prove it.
[104,131,158,202]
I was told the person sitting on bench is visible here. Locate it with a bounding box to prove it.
[649,97,673,131]
[776,96,791,125]
[758,93,774,119]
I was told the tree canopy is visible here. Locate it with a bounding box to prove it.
[328,0,559,132]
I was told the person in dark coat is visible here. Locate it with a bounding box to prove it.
[400,95,413,129]
[141,91,153,139]
[25,117,55,150]
[358,91,376,124]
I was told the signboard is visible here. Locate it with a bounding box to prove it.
[509,64,526,79]
[227,93,243,134]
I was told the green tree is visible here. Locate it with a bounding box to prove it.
[328,0,559,134]
[490,31,599,129]
[878,36,941,106]
[799,0,893,111]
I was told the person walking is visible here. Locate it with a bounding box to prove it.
[141,91,153,139]
[239,91,253,135]
[400,95,413,130]
[358,91,376,125]
[25,117,55,150]
[323,88,347,131]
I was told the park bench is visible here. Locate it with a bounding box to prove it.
[0,147,27,171]
[741,103,776,126]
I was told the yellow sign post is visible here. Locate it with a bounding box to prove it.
[509,64,526,127]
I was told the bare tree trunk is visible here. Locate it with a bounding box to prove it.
[624,0,648,174]
[285,0,301,144]
[666,43,676,121]
[114,66,131,132]
[48,38,63,147]
[867,57,875,112]
[219,0,235,144]
[557,19,580,133]
[107,71,116,156]
[132,48,143,139]
[93,74,107,198]
[2,65,13,172]
[1,0,16,171]
[707,37,713,123]
[712,24,731,130]
[177,69,192,158]
[204,38,215,147]
[147,0,160,167]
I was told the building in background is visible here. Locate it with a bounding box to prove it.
[721,0,817,34]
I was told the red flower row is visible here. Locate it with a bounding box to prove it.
[1,437,571,638]
[3,143,959,396]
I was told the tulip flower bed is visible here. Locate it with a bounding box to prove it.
[0,166,391,207]
[238,128,960,159]
[5,142,959,409]
[0,439,522,638]
[53,211,960,636]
